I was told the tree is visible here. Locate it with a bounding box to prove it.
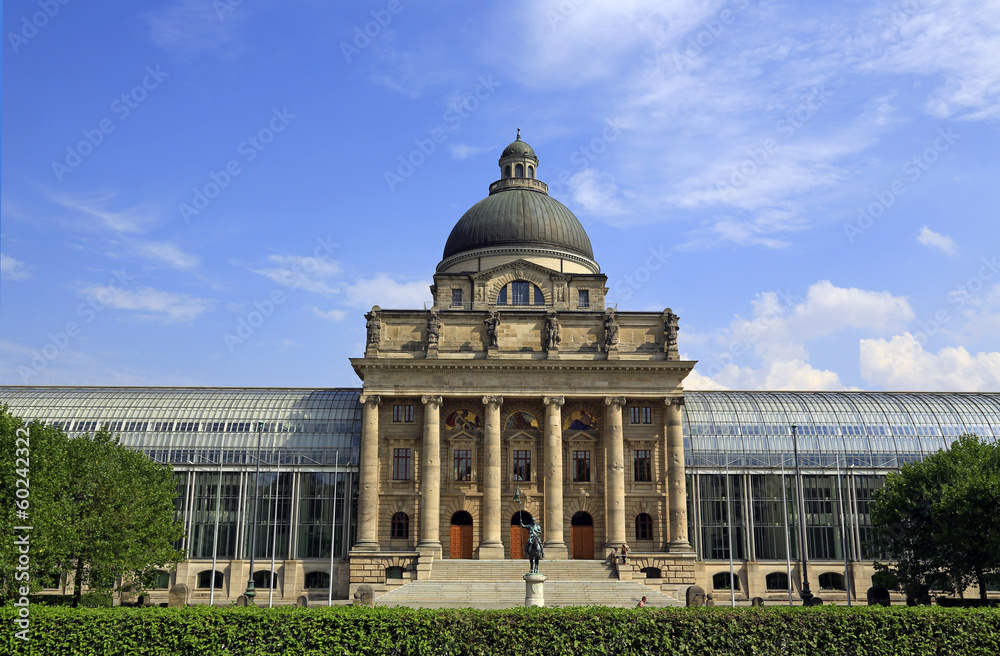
[871,433,1000,601]
[1,406,185,606]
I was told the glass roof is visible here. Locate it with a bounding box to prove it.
[2,387,996,471]
[684,391,1000,469]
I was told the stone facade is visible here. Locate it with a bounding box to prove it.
[349,133,697,588]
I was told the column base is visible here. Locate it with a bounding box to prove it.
[668,540,694,553]
[542,542,568,559]
[350,542,381,553]
[478,542,505,560]
[416,542,442,560]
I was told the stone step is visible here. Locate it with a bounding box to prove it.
[429,559,616,581]
[376,578,681,609]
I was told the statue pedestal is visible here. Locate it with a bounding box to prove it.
[523,572,546,607]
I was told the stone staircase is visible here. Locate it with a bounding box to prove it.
[375,559,682,609]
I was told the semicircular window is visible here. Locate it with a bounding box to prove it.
[445,410,481,431]
[497,281,546,306]
[505,411,538,430]
[564,410,599,431]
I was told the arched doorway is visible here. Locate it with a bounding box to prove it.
[449,511,474,559]
[571,512,594,559]
[510,511,532,559]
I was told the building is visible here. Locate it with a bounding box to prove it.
[3,134,999,605]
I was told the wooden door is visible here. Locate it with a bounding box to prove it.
[450,524,473,559]
[572,525,594,559]
[510,525,528,559]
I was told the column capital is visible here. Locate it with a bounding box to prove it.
[359,394,381,406]
[665,396,685,407]
[421,395,443,407]
[482,395,504,407]
[543,395,565,407]
[604,395,627,407]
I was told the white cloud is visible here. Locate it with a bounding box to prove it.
[251,255,342,296]
[860,332,1000,391]
[133,241,200,269]
[449,143,493,160]
[917,226,957,255]
[861,0,1000,120]
[310,306,348,322]
[341,275,431,309]
[48,192,159,234]
[80,285,214,323]
[144,0,243,57]
[0,253,31,280]
[568,169,627,216]
[692,281,913,388]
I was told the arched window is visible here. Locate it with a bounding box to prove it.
[197,570,224,589]
[304,571,330,589]
[713,571,740,590]
[504,165,512,178]
[391,512,409,539]
[527,165,534,178]
[253,570,276,589]
[818,572,846,591]
[765,572,788,591]
[515,163,524,177]
[503,281,545,306]
[641,567,661,579]
[635,513,653,540]
[386,566,405,579]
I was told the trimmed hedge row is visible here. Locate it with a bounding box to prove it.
[4,605,999,656]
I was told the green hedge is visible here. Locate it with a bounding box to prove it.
[3,605,999,656]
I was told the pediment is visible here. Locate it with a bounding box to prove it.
[505,430,537,443]
[445,430,478,443]
[564,431,599,444]
[471,259,558,282]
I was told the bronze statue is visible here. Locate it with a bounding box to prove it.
[521,517,544,573]
[484,310,500,349]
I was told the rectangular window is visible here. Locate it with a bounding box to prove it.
[454,449,472,481]
[512,281,530,305]
[578,289,590,308]
[573,450,591,482]
[513,450,531,481]
[393,405,415,423]
[393,448,411,480]
[642,407,652,424]
[630,407,641,424]
[634,450,651,482]
[451,288,463,307]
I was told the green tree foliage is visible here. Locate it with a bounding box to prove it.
[1,405,185,606]
[871,433,1000,601]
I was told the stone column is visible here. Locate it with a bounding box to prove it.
[418,395,443,557]
[666,396,692,551]
[542,396,568,558]
[480,396,505,559]
[353,395,381,551]
[604,396,627,548]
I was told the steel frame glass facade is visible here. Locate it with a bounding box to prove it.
[2,387,997,567]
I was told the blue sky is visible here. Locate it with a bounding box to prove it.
[2,0,999,391]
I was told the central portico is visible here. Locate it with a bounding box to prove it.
[349,133,696,593]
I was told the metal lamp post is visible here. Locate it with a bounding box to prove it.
[791,424,814,605]
[244,421,264,603]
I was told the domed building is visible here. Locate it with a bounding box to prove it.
[3,133,999,607]
[349,131,696,593]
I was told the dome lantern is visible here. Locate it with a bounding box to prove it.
[498,128,538,180]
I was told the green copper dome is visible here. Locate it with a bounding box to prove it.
[501,130,536,158]
[442,188,594,260]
